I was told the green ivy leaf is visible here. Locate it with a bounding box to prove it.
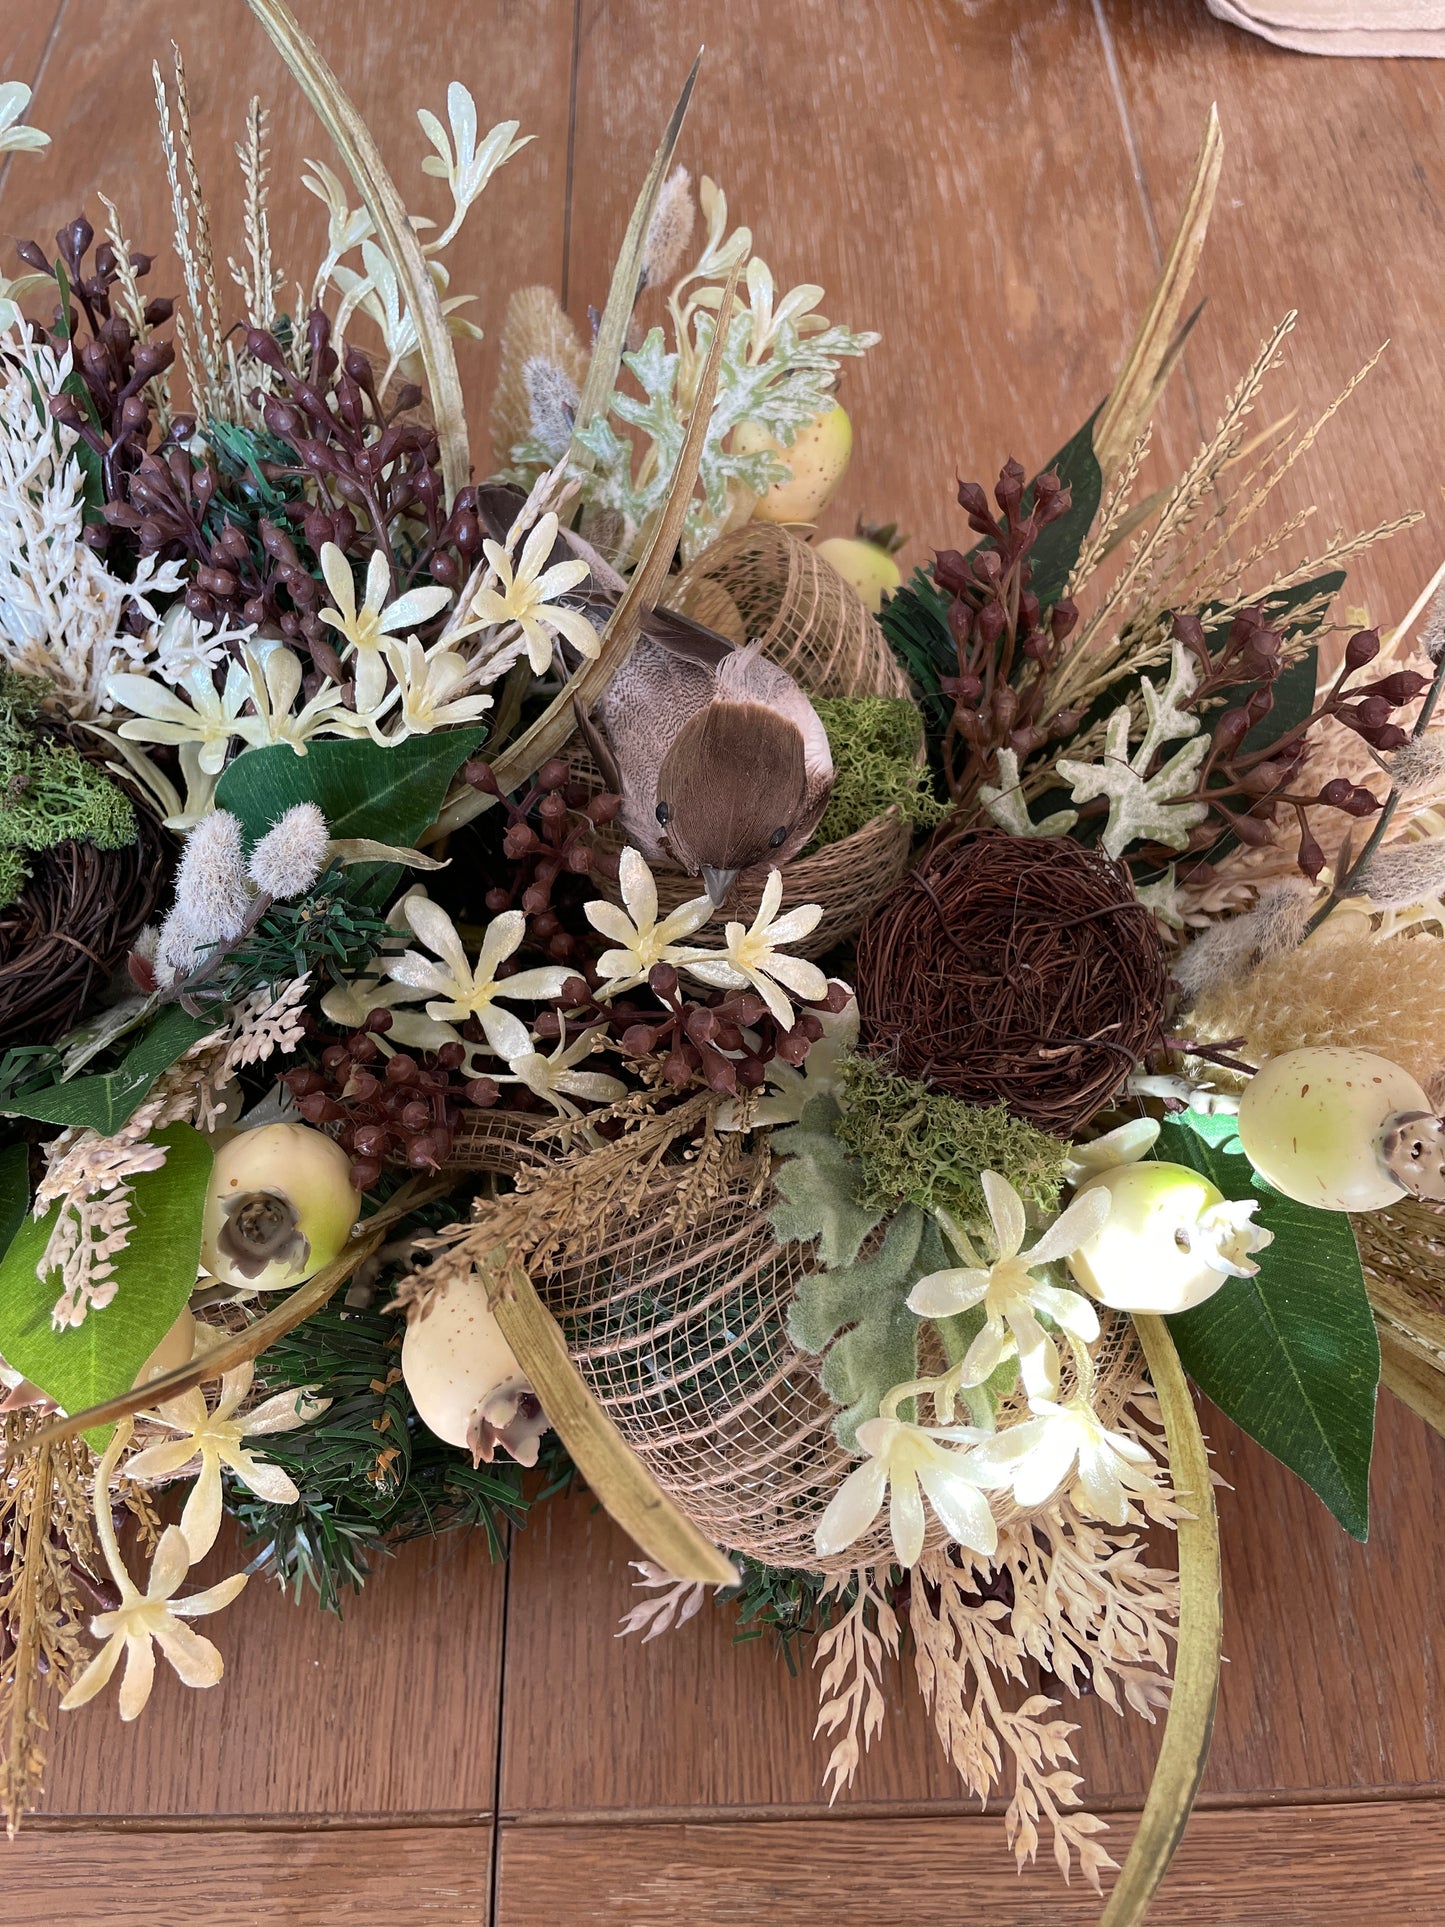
[0,1142,27,1266]
[3,1004,217,1135]
[0,1124,212,1444]
[216,728,486,852]
[1159,1112,1379,1539]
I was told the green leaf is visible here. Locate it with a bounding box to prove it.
[1158,1112,1379,1539]
[215,730,485,902]
[3,1004,217,1135]
[0,1142,27,1267]
[50,260,107,523]
[1023,409,1103,609]
[0,1124,213,1441]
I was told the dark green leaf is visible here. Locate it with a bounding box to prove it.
[3,1004,217,1135]
[1022,409,1103,608]
[0,1124,213,1440]
[1159,1112,1379,1539]
[51,260,106,522]
[215,729,486,861]
[0,1142,27,1267]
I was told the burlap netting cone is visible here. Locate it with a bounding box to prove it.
[586,524,919,956]
[530,1157,1143,1572]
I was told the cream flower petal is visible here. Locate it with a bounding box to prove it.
[123,1436,203,1483]
[479,1004,533,1061]
[682,956,747,991]
[500,965,576,1001]
[1008,1306,1060,1400]
[1031,1280,1100,1344]
[585,901,643,947]
[178,1460,224,1561]
[1022,1185,1111,1267]
[541,604,603,659]
[225,1451,300,1506]
[405,896,476,984]
[213,1366,254,1423]
[378,584,452,632]
[755,868,783,925]
[1010,1423,1079,1509]
[917,1459,998,1557]
[1074,1438,1130,1525]
[618,846,657,926]
[751,973,796,1030]
[151,1617,226,1689]
[146,1526,193,1601]
[656,898,717,943]
[168,1571,248,1618]
[962,1318,1012,1387]
[475,909,526,979]
[765,954,829,1001]
[964,1416,1050,1484]
[117,1633,157,1721]
[319,543,357,622]
[517,614,555,675]
[362,545,390,614]
[764,903,824,947]
[530,558,591,602]
[889,1467,927,1568]
[515,515,558,586]
[387,951,461,997]
[59,1631,124,1710]
[981,1171,1026,1261]
[353,647,390,715]
[906,1267,991,1318]
[554,1070,628,1104]
[242,1390,329,1436]
[814,1456,888,1558]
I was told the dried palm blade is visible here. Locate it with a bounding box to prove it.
[1354,1194,1445,1441]
[429,253,742,839]
[1098,1313,1221,1927]
[25,1177,447,1451]
[243,0,469,508]
[568,52,701,470]
[1093,105,1223,486]
[2,1440,52,1836]
[483,1250,739,1588]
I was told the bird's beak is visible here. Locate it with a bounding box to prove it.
[702,866,739,908]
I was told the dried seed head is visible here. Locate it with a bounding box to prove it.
[1384,731,1445,798]
[640,165,695,292]
[1352,838,1445,911]
[248,801,330,900]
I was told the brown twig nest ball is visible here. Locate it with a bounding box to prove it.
[0,750,170,1052]
[856,827,1169,1135]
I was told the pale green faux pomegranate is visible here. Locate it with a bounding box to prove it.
[1237,1046,1431,1212]
[1067,1161,1260,1314]
[200,1122,358,1290]
[816,535,902,614]
[734,404,852,523]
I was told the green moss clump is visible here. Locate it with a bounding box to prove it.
[834,1052,1070,1231]
[0,670,136,908]
[808,695,950,850]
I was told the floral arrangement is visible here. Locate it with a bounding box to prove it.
[4,19,1445,1918]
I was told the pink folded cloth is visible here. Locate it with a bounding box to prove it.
[1207,0,1445,53]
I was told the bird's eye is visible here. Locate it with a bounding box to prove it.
[656,801,671,826]
[768,825,788,849]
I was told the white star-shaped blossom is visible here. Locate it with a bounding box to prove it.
[585,847,714,996]
[385,896,571,1059]
[318,543,452,712]
[683,869,828,1029]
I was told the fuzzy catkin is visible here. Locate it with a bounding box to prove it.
[156,808,250,982]
[248,802,329,900]
[490,286,590,466]
[1174,878,1315,999]
[1189,921,1445,1088]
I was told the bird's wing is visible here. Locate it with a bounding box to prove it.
[643,604,737,669]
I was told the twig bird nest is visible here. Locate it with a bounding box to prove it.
[856,827,1169,1135]
[0,743,170,1051]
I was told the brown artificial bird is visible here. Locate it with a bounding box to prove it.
[475,487,834,905]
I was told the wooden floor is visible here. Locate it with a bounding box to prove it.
[6,1,1445,1919]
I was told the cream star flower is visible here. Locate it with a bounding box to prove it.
[458,512,600,674]
[319,970,462,1053]
[234,643,370,756]
[908,1173,1110,1400]
[814,1411,997,1570]
[317,543,451,712]
[500,1022,627,1117]
[1063,1117,1160,1182]
[585,846,714,996]
[126,1361,329,1561]
[385,896,571,1059]
[59,1419,247,1723]
[375,636,494,741]
[965,1393,1165,1527]
[683,869,828,1029]
[108,660,253,775]
[0,81,49,156]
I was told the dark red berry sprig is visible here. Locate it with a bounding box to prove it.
[283,1009,493,1190]
[464,756,621,968]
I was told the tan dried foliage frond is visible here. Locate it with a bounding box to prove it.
[908,1394,1179,1891]
[812,1566,901,1801]
[1,1418,98,1835]
[491,285,590,464]
[97,193,171,431]
[229,96,282,336]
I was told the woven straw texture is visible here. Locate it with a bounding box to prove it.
[530,1157,1142,1573]
[670,522,910,699]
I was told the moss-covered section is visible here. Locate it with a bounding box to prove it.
[0,671,136,907]
[834,1052,1070,1231]
[808,695,949,850]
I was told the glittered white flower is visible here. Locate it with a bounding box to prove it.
[908,1174,1109,1399]
[1063,1117,1160,1183]
[0,81,49,156]
[319,970,462,1054]
[500,1023,627,1117]
[59,1420,247,1724]
[234,643,370,756]
[318,543,451,712]
[375,636,494,741]
[126,1362,328,1561]
[458,512,599,674]
[814,1414,997,1570]
[683,869,827,1029]
[966,1394,1164,1527]
[585,846,714,996]
[108,660,253,775]
[386,897,571,1058]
